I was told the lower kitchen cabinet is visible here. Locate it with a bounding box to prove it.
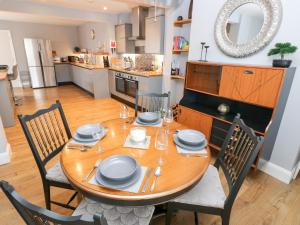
[71,66,94,94]
[54,64,72,84]
[178,105,212,140]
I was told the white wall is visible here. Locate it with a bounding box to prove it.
[77,21,115,52]
[0,30,18,85]
[188,0,300,176]
[163,0,191,105]
[0,20,79,86]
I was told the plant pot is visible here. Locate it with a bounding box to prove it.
[272,59,292,68]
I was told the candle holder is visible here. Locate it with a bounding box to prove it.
[204,45,210,62]
[200,42,206,61]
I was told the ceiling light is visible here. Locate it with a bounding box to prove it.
[103,6,108,10]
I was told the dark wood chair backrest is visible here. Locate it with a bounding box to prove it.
[135,91,171,117]
[0,180,106,225]
[214,114,264,209]
[18,100,72,179]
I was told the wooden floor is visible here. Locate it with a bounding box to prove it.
[1,85,300,225]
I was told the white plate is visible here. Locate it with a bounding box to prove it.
[173,134,207,151]
[76,124,103,138]
[136,118,161,125]
[95,166,141,189]
[177,129,205,146]
[73,132,100,143]
[99,155,138,181]
[138,112,160,123]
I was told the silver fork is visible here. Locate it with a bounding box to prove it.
[83,160,102,182]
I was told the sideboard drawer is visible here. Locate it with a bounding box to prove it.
[219,66,284,108]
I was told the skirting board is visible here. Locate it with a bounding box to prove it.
[258,159,294,184]
[0,143,12,165]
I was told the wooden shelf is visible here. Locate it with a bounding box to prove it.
[174,19,192,27]
[172,49,189,54]
[171,75,185,80]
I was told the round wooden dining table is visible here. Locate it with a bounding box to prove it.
[60,118,211,206]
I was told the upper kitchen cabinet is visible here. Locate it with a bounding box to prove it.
[145,15,165,54]
[115,24,135,54]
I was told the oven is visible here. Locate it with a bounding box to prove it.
[115,74,126,94]
[125,78,138,98]
[115,72,139,98]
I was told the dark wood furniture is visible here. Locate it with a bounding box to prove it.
[18,100,76,210]
[178,61,294,168]
[0,180,106,225]
[60,118,211,206]
[166,115,264,225]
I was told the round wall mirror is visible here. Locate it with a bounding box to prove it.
[215,0,282,58]
[226,3,264,45]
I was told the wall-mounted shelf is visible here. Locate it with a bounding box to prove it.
[174,19,192,27]
[172,49,189,54]
[171,75,185,80]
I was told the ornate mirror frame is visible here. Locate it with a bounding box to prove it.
[214,0,282,58]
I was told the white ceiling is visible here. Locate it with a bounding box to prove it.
[0,10,87,26]
[0,0,175,26]
[24,0,139,14]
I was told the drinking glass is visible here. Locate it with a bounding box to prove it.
[120,104,129,129]
[155,128,169,165]
[163,108,173,134]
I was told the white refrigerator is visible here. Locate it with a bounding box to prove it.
[24,38,57,88]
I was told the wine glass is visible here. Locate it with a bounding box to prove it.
[155,128,169,165]
[120,104,129,129]
[163,108,173,134]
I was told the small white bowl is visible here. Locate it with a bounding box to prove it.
[130,127,146,143]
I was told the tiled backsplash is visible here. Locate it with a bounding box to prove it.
[116,54,164,71]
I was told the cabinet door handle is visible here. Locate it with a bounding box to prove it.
[244,70,254,75]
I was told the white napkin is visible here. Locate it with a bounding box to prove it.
[176,145,208,156]
[133,119,163,127]
[123,136,151,150]
[69,128,108,146]
[88,166,147,193]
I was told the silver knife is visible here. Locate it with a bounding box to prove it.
[142,167,153,193]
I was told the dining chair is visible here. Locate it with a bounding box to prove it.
[0,180,107,225]
[166,115,264,225]
[7,64,22,105]
[135,91,171,117]
[18,100,76,210]
[1,180,155,225]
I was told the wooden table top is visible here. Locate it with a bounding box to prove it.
[60,118,211,206]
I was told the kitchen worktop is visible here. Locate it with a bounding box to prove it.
[54,62,106,70]
[109,67,163,77]
[0,70,8,80]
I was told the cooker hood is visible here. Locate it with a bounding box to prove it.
[128,6,149,41]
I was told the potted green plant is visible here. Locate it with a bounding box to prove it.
[268,42,297,68]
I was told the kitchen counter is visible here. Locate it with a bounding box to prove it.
[109,67,163,77]
[0,70,15,127]
[54,62,106,70]
[54,63,110,99]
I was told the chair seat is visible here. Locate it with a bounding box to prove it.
[46,162,69,184]
[172,165,226,209]
[73,198,155,225]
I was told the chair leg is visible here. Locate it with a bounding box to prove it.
[194,212,199,225]
[166,204,174,225]
[221,214,230,225]
[44,184,51,210]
